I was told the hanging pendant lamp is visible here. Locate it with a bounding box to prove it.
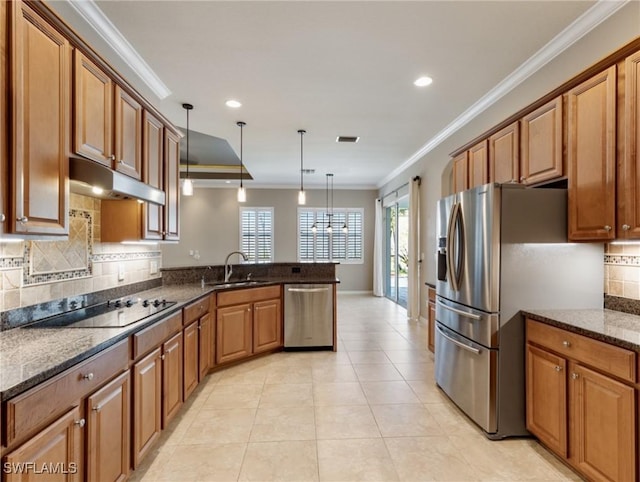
[181,103,194,196]
[237,121,246,203]
[326,173,333,233]
[298,129,306,205]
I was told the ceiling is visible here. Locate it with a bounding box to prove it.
[58,1,606,189]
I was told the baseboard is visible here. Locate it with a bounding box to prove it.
[418,315,428,326]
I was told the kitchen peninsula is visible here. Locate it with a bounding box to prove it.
[0,262,338,481]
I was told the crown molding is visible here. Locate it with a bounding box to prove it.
[377,0,629,189]
[65,0,171,100]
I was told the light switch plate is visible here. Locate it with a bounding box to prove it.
[118,263,125,281]
[150,260,158,275]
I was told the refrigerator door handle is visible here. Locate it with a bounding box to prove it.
[436,299,481,320]
[437,325,481,355]
[447,202,460,291]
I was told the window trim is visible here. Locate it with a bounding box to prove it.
[297,207,364,264]
[239,206,274,264]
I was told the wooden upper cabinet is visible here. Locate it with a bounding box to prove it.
[468,140,489,188]
[521,96,564,185]
[10,0,69,235]
[114,85,143,179]
[74,50,144,181]
[568,66,617,241]
[452,151,468,193]
[74,50,113,166]
[0,0,7,235]
[164,129,181,241]
[489,122,519,184]
[619,51,640,239]
[143,111,164,240]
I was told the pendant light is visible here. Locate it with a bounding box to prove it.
[181,103,194,196]
[326,173,333,233]
[237,121,246,203]
[297,129,306,205]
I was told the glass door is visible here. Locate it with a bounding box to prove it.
[384,198,409,307]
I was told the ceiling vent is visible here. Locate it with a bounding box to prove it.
[336,136,360,143]
[302,169,315,175]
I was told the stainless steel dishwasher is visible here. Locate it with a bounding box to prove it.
[284,284,333,349]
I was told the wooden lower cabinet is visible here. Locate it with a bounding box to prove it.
[132,348,162,469]
[86,371,130,482]
[427,287,435,353]
[162,332,183,428]
[3,407,83,482]
[526,318,636,481]
[183,321,199,400]
[253,299,282,354]
[569,363,635,482]
[199,313,214,380]
[216,304,253,364]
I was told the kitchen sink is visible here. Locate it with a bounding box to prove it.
[206,280,264,289]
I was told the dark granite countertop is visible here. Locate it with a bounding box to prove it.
[523,309,640,352]
[425,281,436,289]
[0,279,338,401]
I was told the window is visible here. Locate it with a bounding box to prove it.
[298,208,363,263]
[240,207,274,263]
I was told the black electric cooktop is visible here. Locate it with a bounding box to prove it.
[27,298,177,328]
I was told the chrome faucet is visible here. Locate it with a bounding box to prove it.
[224,251,248,282]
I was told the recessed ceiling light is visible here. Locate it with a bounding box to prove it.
[225,180,231,184]
[225,100,242,108]
[92,186,104,195]
[414,76,433,87]
[336,136,360,143]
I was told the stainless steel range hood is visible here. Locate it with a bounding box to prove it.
[69,156,165,205]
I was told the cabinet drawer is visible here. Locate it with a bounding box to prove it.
[217,285,281,307]
[183,296,209,325]
[4,339,129,447]
[526,319,636,383]
[133,311,182,359]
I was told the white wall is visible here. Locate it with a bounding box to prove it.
[378,3,640,320]
[161,187,377,291]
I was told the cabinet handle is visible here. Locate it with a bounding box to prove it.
[198,325,201,330]
[82,373,94,381]
[247,308,251,312]
[109,154,116,161]
[161,354,166,360]
[571,373,579,380]
[519,176,525,182]
[118,159,125,164]
[92,405,101,412]
[0,214,5,223]
[554,365,562,372]
[18,216,28,224]
[75,419,86,428]
[604,225,612,231]
[562,341,571,348]
[623,224,631,231]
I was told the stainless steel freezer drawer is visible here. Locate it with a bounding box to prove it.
[284,284,333,348]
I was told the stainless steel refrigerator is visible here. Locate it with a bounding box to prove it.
[435,183,603,439]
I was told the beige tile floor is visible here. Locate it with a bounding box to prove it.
[130,293,581,482]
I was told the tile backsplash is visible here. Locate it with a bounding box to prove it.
[0,194,161,312]
[604,243,640,300]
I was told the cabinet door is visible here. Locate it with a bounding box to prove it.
[183,321,199,401]
[143,111,164,240]
[86,371,130,482]
[216,304,253,364]
[132,348,161,469]
[619,51,640,238]
[114,85,142,180]
[489,122,519,184]
[468,140,488,188]
[569,363,635,482]
[164,129,180,241]
[568,66,616,241]
[162,332,183,428]
[73,50,112,166]
[525,344,567,457]
[452,152,468,193]
[3,407,83,482]
[253,298,282,354]
[199,312,214,380]
[0,0,7,235]
[11,1,69,235]
[427,302,435,353]
[521,96,563,185]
